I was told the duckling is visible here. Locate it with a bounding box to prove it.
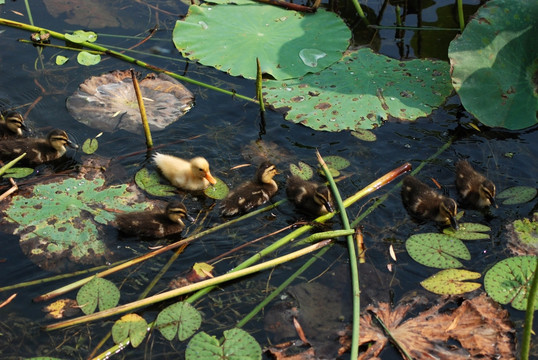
[0,129,78,165]
[286,175,333,217]
[220,161,279,216]
[153,153,217,191]
[455,160,497,209]
[0,111,26,138]
[116,202,189,238]
[401,175,458,229]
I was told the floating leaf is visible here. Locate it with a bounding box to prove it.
[507,214,538,256]
[351,129,377,142]
[55,55,69,65]
[135,168,176,197]
[264,48,452,131]
[112,314,148,348]
[1,167,34,178]
[77,51,101,66]
[156,302,202,341]
[443,222,490,240]
[497,186,537,205]
[65,30,97,43]
[204,177,229,200]
[289,162,313,180]
[421,269,481,295]
[82,138,99,154]
[323,155,350,170]
[185,328,262,360]
[192,262,214,279]
[484,255,538,310]
[448,0,538,130]
[77,276,120,315]
[173,4,350,80]
[406,233,470,269]
[43,299,80,319]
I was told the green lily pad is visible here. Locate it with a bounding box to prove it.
[77,51,101,66]
[443,222,490,240]
[484,255,538,310]
[155,302,202,341]
[77,276,120,315]
[0,177,153,271]
[56,55,69,65]
[323,155,350,171]
[421,269,481,295]
[448,0,538,130]
[112,313,148,348]
[351,129,377,142]
[1,167,34,178]
[173,3,350,80]
[185,328,261,360]
[406,233,470,268]
[264,48,452,132]
[64,30,98,43]
[497,186,537,205]
[135,168,177,197]
[82,138,99,154]
[289,162,313,180]
[204,177,229,200]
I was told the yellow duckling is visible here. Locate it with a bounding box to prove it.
[455,160,497,209]
[401,175,458,229]
[153,153,217,191]
[220,161,279,216]
[116,202,190,238]
[286,175,333,217]
[0,129,78,165]
[0,111,27,138]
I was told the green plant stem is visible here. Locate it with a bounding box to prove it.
[317,150,360,360]
[372,313,414,360]
[521,258,538,359]
[0,153,26,176]
[457,0,465,32]
[130,69,153,148]
[256,58,265,113]
[17,39,106,54]
[0,18,257,104]
[294,229,355,246]
[350,0,369,24]
[367,25,460,31]
[44,240,332,331]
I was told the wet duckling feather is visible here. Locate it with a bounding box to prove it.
[116,202,188,238]
[286,175,333,217]
[455,160,497,209]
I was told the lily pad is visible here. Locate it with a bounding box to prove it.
[0,176,153,271]
[443,222,490,240]
[185,328,261,360]
[135,168,176,197]
[448,0,538,130]
[497,186,537,205]
[421,269,481,295]
[264,48,452,132]
[1,167,34,178]
[112,313,148,348]
[406,233,470,268]
[82,138,99,154]
[77,276,120,315]
[484,255,538,310]
[173,3,350,80]
[351,129,377,142]
[66,70,194,133]
[323,155,350,171]
[507,214,538,256]
[155,302,202,341]
[289,161,313,180]
[203,177,229,200]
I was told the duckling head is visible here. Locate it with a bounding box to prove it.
[315,185,334,213]
[440,198,458,230]
[479,180,497,208]
[165,202,189,224]
[48,129,78,154]
[190,157,217,185]
[3,111,26,136]
[257,161,279,184]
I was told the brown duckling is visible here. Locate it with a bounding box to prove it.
[0,111,27,138]
[220,161,279,217]
[153,153,217,191]
[455,160,497,209]
[0,129,78,165]
[286,175,333,217]
[116,202,189,238]
[401,175,458,229]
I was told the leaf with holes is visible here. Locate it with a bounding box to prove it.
[77,276,120,315]
[406,233,470,269]
[112,313,148,348]
[421,269,481,295]
[156,302,202,341]
[185,328,261,360]
[289,161,313,180]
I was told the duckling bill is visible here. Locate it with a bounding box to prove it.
[401,175,458,229]
[286,175,333,217]
[0,129,77,165]
[220,161,279,217]
[115,202,189,238]
[455,160,497,209]
[0,111,27,138]
[153,153,216,191]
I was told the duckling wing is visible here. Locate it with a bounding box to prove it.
[220,182,275,216]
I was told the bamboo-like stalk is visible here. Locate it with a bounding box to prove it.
[130,69,153,149]
[456,0,465,32]
[0,153,27,176]
[350,0,369,24]
[0,18,257,103]
[521,259,538,359]
[44,240,332,331]
[256,58,265,113]
[317,150,360,360]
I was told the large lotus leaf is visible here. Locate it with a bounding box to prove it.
[448,0,538,130]
[173,3,350,80]
[263,48,452,132]
[1,177,152,272]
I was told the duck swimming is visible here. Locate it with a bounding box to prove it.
[0,111,26,138]
[286,175,333,217]
[455,160,497,209]
[220,161,279,216]
[153,153,217,191]
[401,175,458,229]
[115,202,189,238]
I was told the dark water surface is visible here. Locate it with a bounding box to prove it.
[0,0,536,359]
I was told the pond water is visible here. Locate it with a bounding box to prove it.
[0,0,537,359]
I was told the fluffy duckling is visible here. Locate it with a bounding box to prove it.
[220,161,279,216]
[0,111,27,138]
[286,175,333,217]
[153,153,217,191]
[401,175,458,229]
[0,129,78,165]
[116,202,189,238]
[455,160,497,209]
